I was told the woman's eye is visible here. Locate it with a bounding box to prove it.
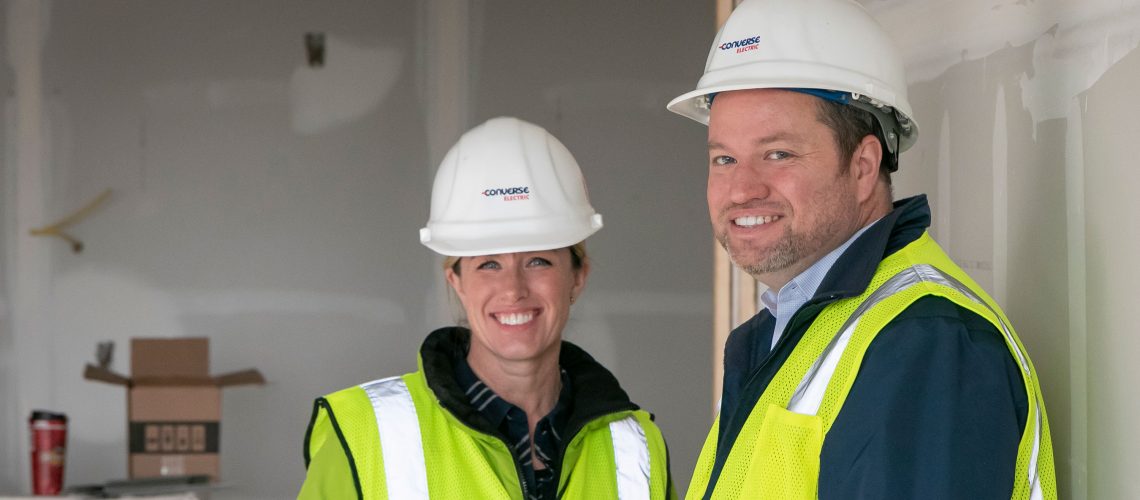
[711,155,736,166]
[527,257,553,267]
[476,261,500,270]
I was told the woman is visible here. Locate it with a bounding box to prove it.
[299,117,674,499]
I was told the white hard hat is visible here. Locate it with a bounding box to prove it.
[667,0,919,154]
[419,117,604,257]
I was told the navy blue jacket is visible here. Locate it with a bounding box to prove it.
[705,195,1028,499]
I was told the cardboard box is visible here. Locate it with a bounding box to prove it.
[84,337,264,480]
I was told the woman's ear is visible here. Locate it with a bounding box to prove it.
[571,259,590,302]
[445,266,464,300]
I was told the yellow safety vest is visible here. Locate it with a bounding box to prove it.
[300,359,674,499]
[688,232,1056,500]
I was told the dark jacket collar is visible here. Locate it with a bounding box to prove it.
[812,194,932,303]
[419,327,639,441]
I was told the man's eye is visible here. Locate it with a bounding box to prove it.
[765,151,792,161]
[711,155,736,166]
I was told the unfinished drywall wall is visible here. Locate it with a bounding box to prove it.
[468,1,714,490]
[2,0,55,491]
[864,0,1140,497]
[1,0,713,496]
[1081,47,1140,500]
[2,1,432,496]
[0,6,9,484]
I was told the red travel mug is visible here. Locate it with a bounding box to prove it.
[29,410,67,495]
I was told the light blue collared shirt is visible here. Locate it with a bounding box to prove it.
[760,219,880,348]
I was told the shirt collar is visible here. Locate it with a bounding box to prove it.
[760,217,880,346]
[453,356,512,427]
[452,352,573,434]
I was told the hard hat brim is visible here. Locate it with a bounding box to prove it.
[420,213,603,257]
[667,80,918,153]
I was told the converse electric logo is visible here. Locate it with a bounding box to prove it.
[482,186,531,201]
[718,35,761,54]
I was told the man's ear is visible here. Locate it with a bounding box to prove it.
[850,134,884,202]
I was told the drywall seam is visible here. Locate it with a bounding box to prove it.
[422,0,470,168]
[421,0,471,331]
[992,84,1008,305]
[1064,96,1088,500]
[4,0,50,492]
[937,110,951,247]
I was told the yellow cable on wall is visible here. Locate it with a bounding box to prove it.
[29,189,112,253]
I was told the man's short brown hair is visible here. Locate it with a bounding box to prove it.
[814,98,894,185]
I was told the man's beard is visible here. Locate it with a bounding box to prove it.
[716,225,804,278]
[715,196,856,280]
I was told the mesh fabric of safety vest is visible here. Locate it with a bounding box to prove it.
[327,386,385,496]
[308,368,671,499]
[560,411,670,499]
[687,232,1056,499]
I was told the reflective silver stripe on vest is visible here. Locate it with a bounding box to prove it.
[361,376,429,500]
[362,378,654,498]
[786,264,1043,496]
[786,317,860,416]
[609,416,652,500]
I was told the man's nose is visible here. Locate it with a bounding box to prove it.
[728,161,770,204]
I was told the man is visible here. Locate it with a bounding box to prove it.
[666,0,1056,498]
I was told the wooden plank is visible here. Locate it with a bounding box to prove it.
[716,0,735,27]
[712,241,731,415]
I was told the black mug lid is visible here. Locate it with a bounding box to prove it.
[29,410,68,422]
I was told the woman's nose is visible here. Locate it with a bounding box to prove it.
[500,268,529,301]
